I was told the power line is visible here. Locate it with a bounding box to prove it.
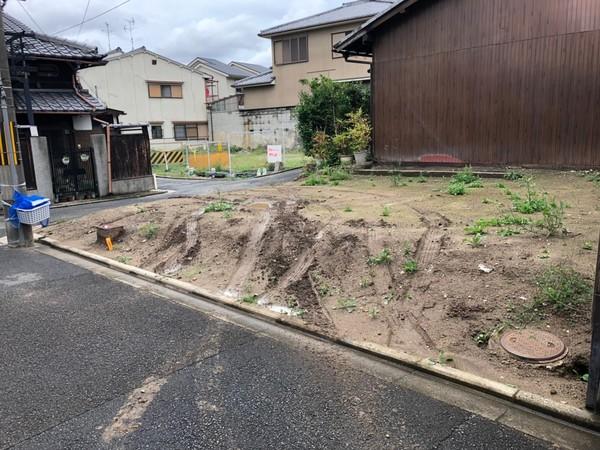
[53,0,130,35]
[77,0,93,38]
[16,0,47,34]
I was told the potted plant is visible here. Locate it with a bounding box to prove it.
[346,108,372,167]
[332,132,353,166]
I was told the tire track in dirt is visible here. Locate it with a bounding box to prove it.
[383,209,451,353]
[224,204,273,298]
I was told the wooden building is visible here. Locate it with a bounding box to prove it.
[336,0,600,168]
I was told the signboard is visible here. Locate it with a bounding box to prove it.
[267,145,283,163]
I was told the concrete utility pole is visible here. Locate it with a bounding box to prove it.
[0,6,32,247]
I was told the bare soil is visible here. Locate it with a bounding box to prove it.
[43,171,600,408]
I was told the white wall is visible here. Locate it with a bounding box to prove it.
[79,51,209,143]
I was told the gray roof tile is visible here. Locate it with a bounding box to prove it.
[233,70,275,88]
[191,57,255,79]
[259,0,394,37]
[230,61,270,74]
[4,14,103,61]
[14,89,106,113]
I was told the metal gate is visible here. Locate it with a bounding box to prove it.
[49,146,98,202]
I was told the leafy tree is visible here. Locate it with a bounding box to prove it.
[295,76,370,159]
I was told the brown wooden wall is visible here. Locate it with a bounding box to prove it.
[371,0,600,168]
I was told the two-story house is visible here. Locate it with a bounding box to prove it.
[210,0,393,149]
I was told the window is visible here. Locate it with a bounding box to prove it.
[150,124,163,139]
[274,35,308,65]
[173,123,207,140]
[331,31,352,59]
[147,82,183,98]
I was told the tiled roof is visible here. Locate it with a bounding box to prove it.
[233,70,275,88]
[3,14,103,61]
[191,57,255,79]
[259,0,394,37]
[230,61,269,75]
[13,89,106,114]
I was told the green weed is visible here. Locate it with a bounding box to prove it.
[465,234,484,248]
[334,298,358,313]
[453,166,479,184]
[534,266,592,315]
[448,181,466,196]
[403,259,419,274]
[139,223,159,240]
[329,167,351,182]
[241,294,258,304]
[391,174,408,187]
[504,170,524,181]
[304,173,328,186]
[116,255,132,264]
[368,249,393,266]
[381,205,391,217]
[343,206,353,212]
[465,223,488,235]
[583,242,594,251]
[368,308,380,320]
[205,200,234,213]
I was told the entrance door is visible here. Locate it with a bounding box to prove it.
[45,128,98,202]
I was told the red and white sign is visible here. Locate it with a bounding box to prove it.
[267,145,283,163]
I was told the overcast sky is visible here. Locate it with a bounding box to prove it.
[4,0,342,66]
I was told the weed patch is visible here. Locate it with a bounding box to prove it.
[139,223,159,240]
[403,259,418,274]
[334,298,358,313]
[205,200,234,213]
[368,249,393,266]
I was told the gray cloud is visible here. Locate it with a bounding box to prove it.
[4,0,341,65]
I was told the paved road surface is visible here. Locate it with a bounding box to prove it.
[0,245,561,449]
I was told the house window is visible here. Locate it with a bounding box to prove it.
[274,35,308,65]
[331,31,352,59]
[150,124,163,139]
[147,82,183,98]
[174,123,204,140]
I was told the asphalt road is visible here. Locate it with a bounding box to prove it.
[52,170,301,223]
[0,245,556,449]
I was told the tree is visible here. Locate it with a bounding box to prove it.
[295,76,370,158]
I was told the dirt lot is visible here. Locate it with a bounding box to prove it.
[43,170,600,408]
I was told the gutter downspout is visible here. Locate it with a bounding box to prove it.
[93,117,113,195]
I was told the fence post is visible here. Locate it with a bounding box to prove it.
[227,135,232,177]
[586,232,600,412]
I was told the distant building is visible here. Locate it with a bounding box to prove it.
[210,0,392,150]
[79,48,264,146]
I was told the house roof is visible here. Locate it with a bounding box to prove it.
[189,57,255,79]
[102,47,213,79]
[259,0,394,37]
[233,70,275,88]
[335,0,419,56]
[13,89,106,114]
[229,61,269,75]
[3,13,104,62]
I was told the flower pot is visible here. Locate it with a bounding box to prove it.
[353,150,368,167]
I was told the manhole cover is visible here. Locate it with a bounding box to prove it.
[500,329,567,363]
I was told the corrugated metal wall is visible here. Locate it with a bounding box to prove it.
[372,0,600,168]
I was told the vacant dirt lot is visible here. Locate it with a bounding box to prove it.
[43,170,600,407]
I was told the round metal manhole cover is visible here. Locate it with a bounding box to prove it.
[500,329,567,363]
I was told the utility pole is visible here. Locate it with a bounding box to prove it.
[124,18,135,51]
[0,6,32,247]
[104,22,111,51]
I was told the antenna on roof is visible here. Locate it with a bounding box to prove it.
[124,17,135,51]
[104,22,111,51]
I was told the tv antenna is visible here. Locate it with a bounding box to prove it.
[124,17,135,51]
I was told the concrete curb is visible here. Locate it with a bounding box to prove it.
[50,191,167,209]
[37,237,600,432]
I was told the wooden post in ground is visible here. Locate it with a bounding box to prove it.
[586,233,600,412]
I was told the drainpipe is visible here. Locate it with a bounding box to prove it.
[93,117,113,195]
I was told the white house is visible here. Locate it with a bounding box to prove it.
[79,47,264,146]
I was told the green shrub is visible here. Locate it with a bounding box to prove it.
[453,166,479,184]
[328,167,351,181]
[448,181,466,196]
[504,170,524,181]
[465,234,484,247]
[535,200,566,237]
